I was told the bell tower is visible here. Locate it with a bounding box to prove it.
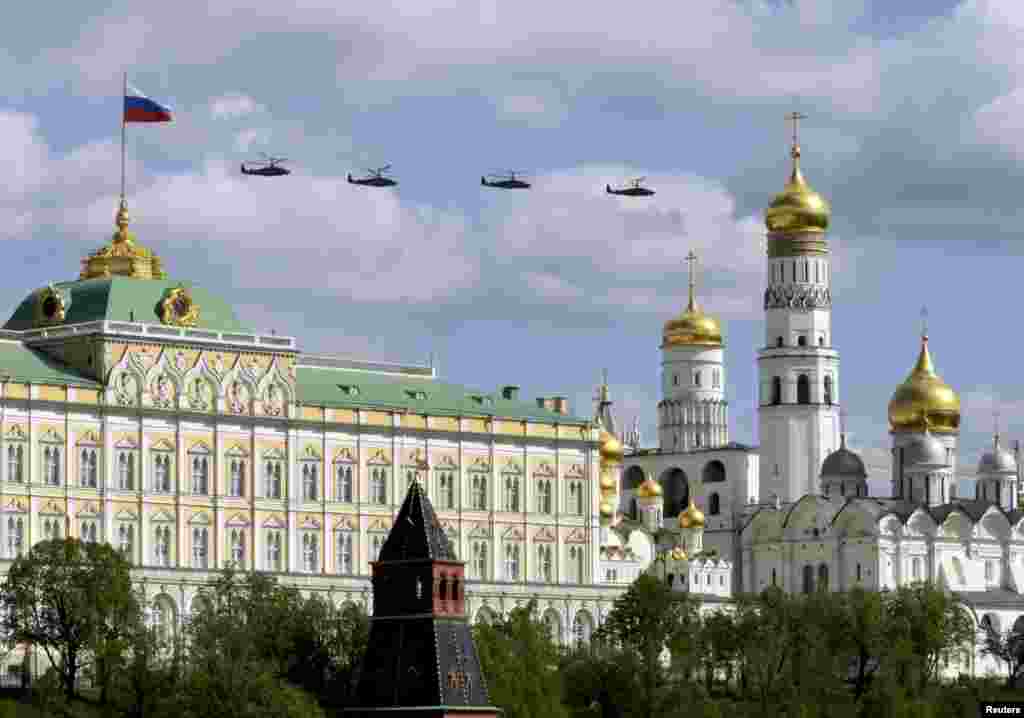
[758,112,841,503]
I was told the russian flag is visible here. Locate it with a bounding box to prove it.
[124,86,173,123]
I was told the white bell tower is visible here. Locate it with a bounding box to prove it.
[758,113,841,503]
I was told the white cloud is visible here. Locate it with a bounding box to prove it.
[210,93,262,120]
[973,87,1024,158]
[233,128,271,153]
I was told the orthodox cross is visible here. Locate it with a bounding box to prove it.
[920,306,928,338]
[994,408,1001,441]
[839,406,848,442]
[786,111,807,149]
[686,250,698,304]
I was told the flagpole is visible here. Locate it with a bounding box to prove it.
[121,71,127,201]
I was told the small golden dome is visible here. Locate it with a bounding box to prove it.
[670,546,688,561]
[637,477,663,498]
[599,430,624,463]
[765,144,831,234]
[599,471,617,492]
[80,198,167,280]
[888,334,960,434]
[678,499,705,529]
[599,500,615,518]
[662,249,722,348]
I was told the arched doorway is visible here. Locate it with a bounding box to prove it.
[623,466,645,492]
[702,460,726,484]
[660,468,689,517]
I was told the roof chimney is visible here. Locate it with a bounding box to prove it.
[501,385,520,401]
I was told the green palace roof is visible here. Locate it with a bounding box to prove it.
[3,277,250,334]
[296,365,589,424]
[0,340,100,388]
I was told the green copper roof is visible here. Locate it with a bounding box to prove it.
[296,366,589,424]
[3,278,250,333]
[0,341,100,387]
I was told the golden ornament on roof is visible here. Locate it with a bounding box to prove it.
[678,499,705,529]
[662,249,722,348]
[599,500,615,518]
[888,332,960,434]
[670,546,688,561]
[159,285,201,327]
[637,476,662,498]
[599,429,625,463]
[80,198,167,280]
[599,471,617,492]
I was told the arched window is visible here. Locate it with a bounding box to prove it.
[154,453,172,493]
[771,568,777,585]
[776,336,783,348]
[302,463,318,502]
[118,524,133,559]
[7,445,23,483]
[336,531,354,574]
[712,368,721,388]
[192,527,208,569]
[797,374,810,404]
[824,375,833,406]
[771,377,782,405]
[471,473,488,510]
[302,533,318,573]
[230,529,246,566]
[230,459,245,497]
[335,463,354,502]
[673,374,678,387]
[709,492,720,515]
[818,336,825,347]
[693,371,702,387]
[797,335,807,347]
[543,611,561,645]
[118,452,135,490]
[817,563,829,591]
[472,541,489,580]
[572,611,593,646]
[856,563,862,582]
[191,454,209,495]
[802,564,814,594]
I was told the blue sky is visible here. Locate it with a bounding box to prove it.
[1,0,1022,494]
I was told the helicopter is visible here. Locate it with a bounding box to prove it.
[240,154,291,177]
[607,177,655,197]
[481,171,531,190]
[347,165,398,187]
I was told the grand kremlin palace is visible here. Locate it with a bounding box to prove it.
[0,199,627,672]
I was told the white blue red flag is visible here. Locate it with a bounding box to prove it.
[124,86,172,123]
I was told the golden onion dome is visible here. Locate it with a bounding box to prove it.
[599,430,625,463]
[599,500,615,518]
[888,334,960,434]
[662,250,722,348]
[599,471,617,493]
[670,546,688,561]
[678,499,705,529]
[765,144,831,234]
[637,477,663,498]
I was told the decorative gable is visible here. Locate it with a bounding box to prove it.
[404,448,428,469]
[301,445,322,460]
[262,514,286,529]
[368,448,391,466]
[114,509,137,522]
[469,456,491,472]
[333,447,356,463]
[262,447,286,460]
[534,526,556,543]
[469,524,491,539]
[4,424,26,440]
[333,516,356,531]
[502,526,524,541]
[225,444,249,458]
[565,528,588,544]
[114,437,138,450]
[40,428,63,444]
[1,498,25,514]
[40,501,65,516]
[76,503,101,518]
[188,441,212,454]
[76,430,101,446]
[150,510,175,523]
[435,454,458,470]
[532,462,555,478]
[565,463,586,479]
[299,516,321,530]
[368,518,391,532]
[150,438,175,452]
[501,459,523,475]
[225,513,250,528]
[188,512,211,526]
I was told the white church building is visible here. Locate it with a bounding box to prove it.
[596,130,1024,676]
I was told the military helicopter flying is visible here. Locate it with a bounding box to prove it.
[240,154,291,177]
[606,177,655,197]
[481,171,531,190]
[347,165,398,187]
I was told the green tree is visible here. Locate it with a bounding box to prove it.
[980,619,1024,689]
[0,537,140,701]
[474,600,567,718]
[883,583,974,696]
[832,587,887,701]
[594,574,699,718]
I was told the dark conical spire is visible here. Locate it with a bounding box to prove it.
[379,479,456,562]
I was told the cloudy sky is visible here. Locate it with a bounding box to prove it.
[2,0,1022,495]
